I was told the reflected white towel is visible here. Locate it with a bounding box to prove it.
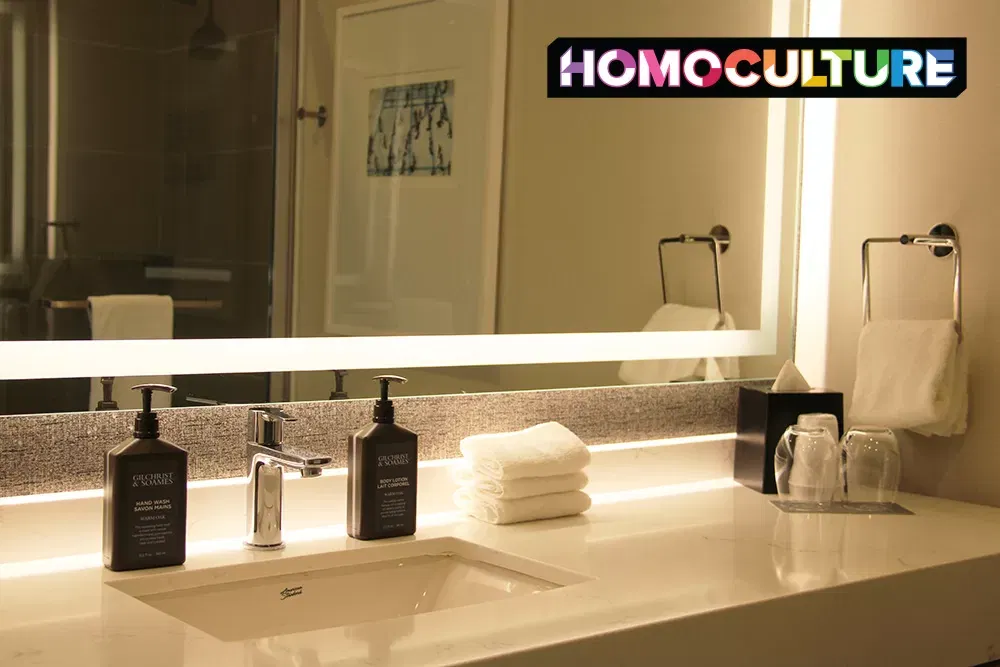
[459,422,591,481]
[451,463,589,500]
[849,320,968,437]
[87,295,174,411]
[454,487,591,525]
[617,303,739,384]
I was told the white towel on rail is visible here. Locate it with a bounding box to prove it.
[848,320,968,436]
[88,295,174,411]
[617,303,739,384]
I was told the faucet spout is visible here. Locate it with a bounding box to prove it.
[246,442,333,472]
[243,408,334,550]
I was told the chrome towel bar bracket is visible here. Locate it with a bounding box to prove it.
[658,224,730,319]
[862,223,962,340]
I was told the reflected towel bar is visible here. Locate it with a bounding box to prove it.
[862,223,962,340]
[657,225,731,317]
[42,299,224,311]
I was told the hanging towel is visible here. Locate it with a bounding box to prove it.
[848,320,968,437]
[459,422,591,481]
[453,487,591,525]
[88,295,174,411]
[617,303,739,384]
[451,462,589,500]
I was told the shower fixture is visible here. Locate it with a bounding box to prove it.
[189,0,228,61]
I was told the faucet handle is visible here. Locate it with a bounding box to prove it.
[247,406,296,447]
[253,406,296,422]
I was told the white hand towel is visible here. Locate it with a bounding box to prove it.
[454,487,591,525]
[617,303,739,384]
[849,320,968,436]
[912,342,969,437]
[459,422,591,481]
[87,295,174,411]
[451,462,589,500]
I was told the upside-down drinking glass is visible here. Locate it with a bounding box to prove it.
[774,425,840,502]
[842,426,901,503]
[797,413,844,499]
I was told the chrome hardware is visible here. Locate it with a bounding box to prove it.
[244,407,334,550]
[658,224,731,320]
[862,223,962,340]
[296,105,328,128]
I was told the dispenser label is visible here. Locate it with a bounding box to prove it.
[375,443,415,532]
[123,459,184,561]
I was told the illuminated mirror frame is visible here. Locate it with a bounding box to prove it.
[793,0,840,387]
[0,0,814,382]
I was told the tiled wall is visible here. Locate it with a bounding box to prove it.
[159,0,277,309]
[0,0,279,413]
[157,0,279,405]
[0,380,766,497]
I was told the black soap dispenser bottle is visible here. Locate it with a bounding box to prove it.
[347,375,418,540]
[103,384,188,572]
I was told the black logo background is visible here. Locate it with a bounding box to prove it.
[547,38,967,98]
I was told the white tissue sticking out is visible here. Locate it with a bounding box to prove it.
[772,360,812,392]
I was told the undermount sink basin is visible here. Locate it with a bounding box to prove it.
[108,537,588,641]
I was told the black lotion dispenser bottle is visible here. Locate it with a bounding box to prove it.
[103,384,188,571]
[347,375,418,540]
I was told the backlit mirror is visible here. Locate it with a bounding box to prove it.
[0,0,804,414]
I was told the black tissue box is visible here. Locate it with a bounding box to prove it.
[734,386,844,495]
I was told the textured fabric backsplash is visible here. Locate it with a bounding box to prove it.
[0,381,766,497]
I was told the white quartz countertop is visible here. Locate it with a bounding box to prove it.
[3,437,1000,666]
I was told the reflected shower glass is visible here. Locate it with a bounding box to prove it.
[774,425,840,502]
[842,427,901,503]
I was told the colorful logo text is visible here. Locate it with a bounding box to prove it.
[548,38,966,98]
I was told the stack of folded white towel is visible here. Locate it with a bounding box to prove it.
[453,422,592,525]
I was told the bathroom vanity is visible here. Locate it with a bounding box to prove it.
[2,440,999,667]
[3,0,999,664]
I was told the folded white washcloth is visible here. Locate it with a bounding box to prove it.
[459,422,591,481]
[451,462,589,500]
[849,320,968,436]
[453,487,591,525]
[617,303,739,384]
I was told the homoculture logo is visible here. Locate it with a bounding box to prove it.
[548,38,966,98]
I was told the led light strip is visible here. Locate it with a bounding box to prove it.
[0,330,772,380]
[794,0,842,387]
[0,477,737,580]
[0,0,798,381]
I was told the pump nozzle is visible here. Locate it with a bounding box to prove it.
[372,375,407,424]
[95,377,118,411]
[330,369,349,400]
[130,383,177,438]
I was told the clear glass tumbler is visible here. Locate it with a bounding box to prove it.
[774,425,840,502]
[842,426,901,503]
[797,413,844,499]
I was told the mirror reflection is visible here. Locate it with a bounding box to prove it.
[0,0,801,414]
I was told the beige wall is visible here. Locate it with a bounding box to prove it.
[825,0,1000,505]
[497,0,770,341]
[293,0,794,400]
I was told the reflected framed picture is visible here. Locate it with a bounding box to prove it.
[326,0,509,336]
[367,79,455,177]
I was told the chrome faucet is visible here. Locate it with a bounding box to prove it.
[244,407,334,550]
